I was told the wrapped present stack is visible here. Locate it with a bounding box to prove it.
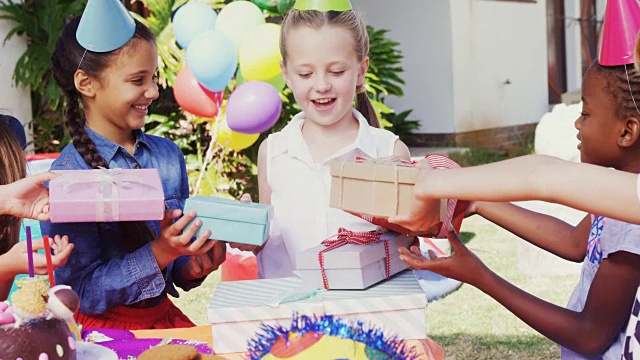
[205,155,466,356]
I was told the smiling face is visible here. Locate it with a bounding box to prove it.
[574,65,623,167]
[281,25,368,128]
[84,39,159,142]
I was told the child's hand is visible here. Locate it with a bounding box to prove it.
[230,193,266,254]
[399,225,488,286]
[228,242,265,254]
[388,163,443,234]
[2,236,74,278]
[151,209,216,269]
[182,240,227,280]
[0,172,59,221]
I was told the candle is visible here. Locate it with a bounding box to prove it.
[42,235,55,287]
[26,225,34,277]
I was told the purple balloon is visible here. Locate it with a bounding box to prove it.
[226,81,282,134]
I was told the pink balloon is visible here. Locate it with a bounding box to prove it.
[173,67,221,118]
[226,81,282,134]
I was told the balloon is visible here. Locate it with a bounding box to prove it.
[227,81,282,134]
[186,30,237,92]
[237,69,286,92]
[251,0,295,14]
[173,67,221,118]
[277,0,296,13]
[172,2,217,49]
[216,116,260,151]
[265,73,286,92]
[215,1,265,50]
[239,23,282,82]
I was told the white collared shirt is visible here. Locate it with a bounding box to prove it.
[257,109,400,279]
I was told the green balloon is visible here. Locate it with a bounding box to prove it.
[277,0,295,13]
[252,0,296,14]
[266,73,286,92]
[251,0,279,12]
[236,69,286,92]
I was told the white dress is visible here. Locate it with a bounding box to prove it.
[257,109,400,279]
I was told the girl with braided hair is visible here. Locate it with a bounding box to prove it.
[42,5,226,330]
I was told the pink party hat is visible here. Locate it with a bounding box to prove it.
[599,0,640,66]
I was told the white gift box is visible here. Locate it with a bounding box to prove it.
[295,231,415,289]
[207,271,427,354]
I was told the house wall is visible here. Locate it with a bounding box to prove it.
[352,0,456,133]
[0,16,32,145]
[353,0,549,147]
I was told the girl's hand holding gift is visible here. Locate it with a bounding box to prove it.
[151,209,216,270]
[0,172,59,221]
[228,193,267,254]
[388,163,445,234]
[399,225,489,287]
[183,240,226,280]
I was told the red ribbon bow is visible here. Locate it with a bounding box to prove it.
[317,228,391,290]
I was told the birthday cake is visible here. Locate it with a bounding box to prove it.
[0,278,80,360]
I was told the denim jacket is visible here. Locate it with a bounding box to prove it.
[41,126,202,316]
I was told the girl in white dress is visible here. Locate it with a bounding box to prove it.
[240,4,412,279]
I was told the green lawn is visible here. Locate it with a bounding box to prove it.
[173,215,579,359]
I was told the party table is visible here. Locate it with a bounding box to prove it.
[131,325,444,359]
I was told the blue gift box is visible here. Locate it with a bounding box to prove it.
[183,196,272,246]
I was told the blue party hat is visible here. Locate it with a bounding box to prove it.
[76,0,136,52]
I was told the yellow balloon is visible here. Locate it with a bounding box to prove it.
[215,1,266,50]
[239,23,283,81]
[216,116,259,151]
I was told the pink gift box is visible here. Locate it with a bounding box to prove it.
[49,169,165,223]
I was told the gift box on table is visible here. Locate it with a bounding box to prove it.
[207,270,427,354]
[183,196,272,246]
[296,229,415,289]
[49,168,165,223]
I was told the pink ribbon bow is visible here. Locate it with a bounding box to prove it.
[317,228,390,290]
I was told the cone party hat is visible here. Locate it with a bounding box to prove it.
[599,0,640,66]
[76,0,136,53]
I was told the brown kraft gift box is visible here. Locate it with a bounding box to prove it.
[329,159,447,221]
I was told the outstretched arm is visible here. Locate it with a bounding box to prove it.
[473,202,591,262]
[401,227,640,356]
[390,155,640,232]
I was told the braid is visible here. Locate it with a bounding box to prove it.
[597,63,640,119]
[614,65,640,118]
[64,91,109,169]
